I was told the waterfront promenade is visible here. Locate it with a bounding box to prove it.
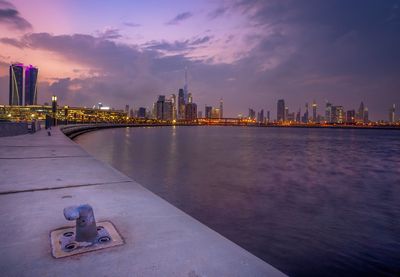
[0,127,285,276]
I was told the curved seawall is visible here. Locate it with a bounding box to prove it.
[0,127,285,276]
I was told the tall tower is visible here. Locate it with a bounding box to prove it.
[219,98,223,119]
[277,99,285,122]
[183,67,189,103]
[325,101,332,123]
[389,104,395,123]
[9,63,24,106]
[24,65,38,105]
[312,100,317,122]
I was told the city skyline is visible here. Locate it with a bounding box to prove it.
[0,0,399,120]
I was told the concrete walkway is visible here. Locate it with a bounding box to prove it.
[0,127,286,277]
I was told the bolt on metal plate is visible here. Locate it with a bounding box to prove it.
[50,221,124,258]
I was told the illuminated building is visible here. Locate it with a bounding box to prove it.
[325,102,332,123]
[205,106,212,118]
[156,95,165,120]
[170,94,177,120]
[287,112,295,122]
[267,111,270,123]
[185,103,197,120]
[277,99,285,122]
[296,108,301,123]
[188,93,192,104]
[364,107,369,123]
[312,100,317,122]
[125,105,129,114]
[211,108,220,119]
[248,108,256,120]
[331,106,344,123]
[183,67,189,103]
[357,102,366,123]
[25,65,38,105]
[178,88,185,119]
[9,63,24,106]
[198,111,202,118]
[389,104,395,123]
[219,98,223,119]
[302,103,309,123]
[346,110,355,123]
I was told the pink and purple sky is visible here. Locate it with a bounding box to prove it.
[0,0,399,119]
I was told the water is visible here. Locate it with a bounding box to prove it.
[75,126,400,276]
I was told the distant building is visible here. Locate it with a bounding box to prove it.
[302,103,309,123]
[185,103,197,121]
[346,110,356,123]
[125,105,130,114]
[277,99,285,122]
[170,94,177,120]
[137,107,146,118]
[363,107,369,123]
[219,98,223,119]
[357,102,365,123]
[178,88,185,119]
[9,63,24,106]
[198,111,202,118]
[332,106,345,123]
[24,65,38,105]
[156,95,165,120]
[266,111,270,123]
[296,108,301,123]
[248,108,256,120]
[389,104,395,123]
[257,109,264,123]
[325,102,332,123]
[312,100,317,122]
[211,108,220,119]
[205,106,212,119]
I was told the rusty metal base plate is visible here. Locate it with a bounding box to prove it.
[50,221,124,258]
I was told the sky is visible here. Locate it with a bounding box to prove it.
[0,0,399,120]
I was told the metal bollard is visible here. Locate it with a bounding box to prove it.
[63,204,98,242]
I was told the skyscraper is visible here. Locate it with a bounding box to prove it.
[346,110,356,123]
[219,98,223,119]
[302,103,309,123]
[156,95,165,120]
[277,99,285,122]
[183,67,189,103]
[9,63,24,106]
[312,100,317,122]
[205,106,212,119]
[24,65,38,105]
[389,104,395,123]
[178,88,185,119]
[357,102,365,123]
[170,94,177,121]
[325,102,332,123]
[332,106,344,123]
[185,103,197,121]
[248,108,256,120]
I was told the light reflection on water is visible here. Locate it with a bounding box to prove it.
[76,126,400,276]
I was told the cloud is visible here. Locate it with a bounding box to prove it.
[208,7,228,19]
[144,36,212,53]
[123,22,141,27]
[0,0,32,30]
[0,37,26,48]
[166,12,193,25]
[96,27,122,40]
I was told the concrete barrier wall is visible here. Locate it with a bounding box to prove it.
[0,122,29,137]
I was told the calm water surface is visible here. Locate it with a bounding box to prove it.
[76,126,400,276]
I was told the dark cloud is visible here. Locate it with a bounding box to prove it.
[166,12,193,25]
[144,36,212,52]
[0,0,32,30]
[0,37,27,48]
